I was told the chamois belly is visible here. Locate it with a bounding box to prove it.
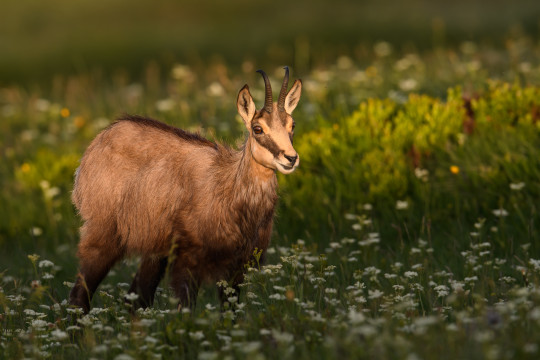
[172,212,263,282]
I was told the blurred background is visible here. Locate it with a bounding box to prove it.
[1,0,539,85]
[3,3,540,357]
[1,0,540,262]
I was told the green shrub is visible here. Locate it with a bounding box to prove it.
[278,83,540,251]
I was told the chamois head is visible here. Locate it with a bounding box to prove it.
[237,67,302,174]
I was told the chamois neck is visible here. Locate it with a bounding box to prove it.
[218,138,278,206]
[239,138,276,183]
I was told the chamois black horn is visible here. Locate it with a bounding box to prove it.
[256,69,273,113]
[278,66,289,112]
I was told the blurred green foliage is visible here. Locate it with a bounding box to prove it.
[1,0,539,84]
[1,33,540,261]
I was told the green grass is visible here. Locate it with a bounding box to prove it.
[2,32,540,359]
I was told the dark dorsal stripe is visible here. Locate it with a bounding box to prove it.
[116,114,217,149]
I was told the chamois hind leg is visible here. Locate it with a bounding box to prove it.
[69,224,123,313]
[170,264,200,310]
[127,256,168,310]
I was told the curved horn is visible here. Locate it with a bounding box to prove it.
[256,69,273,113]
[278,66,289,112]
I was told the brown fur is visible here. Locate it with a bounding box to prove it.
[69,70,302,313]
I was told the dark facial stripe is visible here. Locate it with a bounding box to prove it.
[254,134,282,157]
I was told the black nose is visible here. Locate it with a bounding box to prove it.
[284,154,298,164]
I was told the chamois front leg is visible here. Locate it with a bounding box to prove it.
[170,264,200,310]
[127,256,168,311]
[255,217,273,266]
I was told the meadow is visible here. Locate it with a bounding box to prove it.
[3,27,540,359]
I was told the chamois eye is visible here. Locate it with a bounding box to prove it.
[253,126,263,135]
[292,122,296,131]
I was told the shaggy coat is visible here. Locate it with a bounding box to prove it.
[69,69,302,312]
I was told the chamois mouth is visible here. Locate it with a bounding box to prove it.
[276,161,298,174]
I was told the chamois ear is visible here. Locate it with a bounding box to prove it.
[284,79,302,114]
[237,85,256,127]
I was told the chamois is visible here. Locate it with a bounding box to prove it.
[69,67,302,313]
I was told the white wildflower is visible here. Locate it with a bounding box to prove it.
[114,354,135,360]
[207,82,225,97]
[492,208,508,217]
[124,292,139,301]
[189,331,205,341]
[510,182,525,191]
[434,285,449,297]
[414,168,429,181]
[396,200,409,210]
[524,343,538,354]
[271,330,294,344]
[404,271,418,279]
[269,293,285,300]
[353,324,378,337]
[368,289,384,299]
[239,341,262,354]
[155,98,175,112]
[345,213,357,220]
[93,344,108,354]
[51,329,68,341]
[35,99,51,112]
[374,41,392,57]
[399,79,418,92]
[38,260,54,268]
[348,309,366,324]
[31,319,48,329]
[529,259,540,271]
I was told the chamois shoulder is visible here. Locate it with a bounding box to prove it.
[114,114,217,149]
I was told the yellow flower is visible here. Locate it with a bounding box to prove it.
[20,163,31,173]
[60,107,70,118]
[74,116,85,128]
[450,165,460,174]
[365,66,378,77]
[285,289,295,301]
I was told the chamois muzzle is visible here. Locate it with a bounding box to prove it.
[284,154,297,165]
